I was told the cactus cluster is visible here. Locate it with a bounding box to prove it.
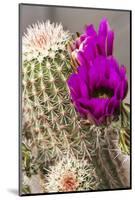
[21,20,130,194]
[22,21,100,193]
[22,21,94,163]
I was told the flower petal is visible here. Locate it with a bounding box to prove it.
[79,36,97,61]
[68,73,81,101]
[106,97,120,115]
[77,98,109,123]
[85,24,97,37]
[107,30,114,56]
[98,18,108,37]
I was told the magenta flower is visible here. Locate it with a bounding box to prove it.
[69,18,114,69]
[68,56,128,125]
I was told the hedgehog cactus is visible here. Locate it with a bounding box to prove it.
[22,20,94,186]
[45,154,101,192]
[22,20,71,162]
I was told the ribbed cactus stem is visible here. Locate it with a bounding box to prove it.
[22,21,95,175]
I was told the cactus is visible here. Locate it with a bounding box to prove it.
[22,21,97,193]
[21,20,130,194]
[22,21,93,162]
[45,154,101,192]
[87,121,130,189]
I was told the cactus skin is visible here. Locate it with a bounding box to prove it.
[22,35,92,164]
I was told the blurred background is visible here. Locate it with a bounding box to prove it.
[20,4,131,103]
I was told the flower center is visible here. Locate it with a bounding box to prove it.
[93,87,114,98]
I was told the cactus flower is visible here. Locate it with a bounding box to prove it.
[68,56,128,125]
[68,18,114,70]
